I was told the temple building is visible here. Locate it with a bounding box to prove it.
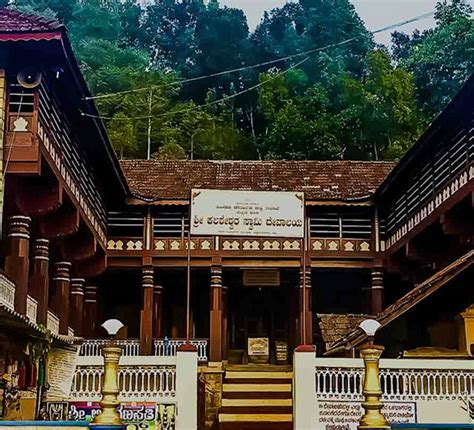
[0,7,471,430]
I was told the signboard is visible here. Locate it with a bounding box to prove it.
[248,337,269,356]
[46,346,79,400]
[190,189,304,238]
[243,270,280,286]
[316,401,416,430]
[68,402,176,430]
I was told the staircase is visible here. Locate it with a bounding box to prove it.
[219,365,293,430]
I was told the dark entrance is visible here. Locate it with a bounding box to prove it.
[227,270,295,364]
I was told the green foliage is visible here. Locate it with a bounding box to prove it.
[393,0,474,118]
[9,0,471,161]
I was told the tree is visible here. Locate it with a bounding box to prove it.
[252,0,373,83]
[394,0,474,118]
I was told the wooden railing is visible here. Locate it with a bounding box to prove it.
[107,236,373,257]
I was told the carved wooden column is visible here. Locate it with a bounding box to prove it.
[210,263,223,362]
[83,285,98,337]
[369,268,384,315]
[5,216,31,315]
[222,285,228,360]
[153,283,163,339]
[299,263,313,346]
[52,262,72,335]
[29,239,49,325]
[140,266,154,355]
[70,278,85,336]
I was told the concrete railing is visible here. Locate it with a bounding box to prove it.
[26,295,38,323]
[0,274,15,311]
[79,338,209,361]
[154,339,208,361]
[47,310,60,335]
[71,356,177,402]
[294,352,474,429]
[71,351,198,429]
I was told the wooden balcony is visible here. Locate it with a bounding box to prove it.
[107,236,374,260]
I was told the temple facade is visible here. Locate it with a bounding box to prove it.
[0,8,472,430]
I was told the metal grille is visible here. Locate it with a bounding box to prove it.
[153,211,189,237]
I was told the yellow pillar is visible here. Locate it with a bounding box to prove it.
[358,344,389,430]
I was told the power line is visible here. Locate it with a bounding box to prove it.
[84,10,435,102]
[81,55,312,121]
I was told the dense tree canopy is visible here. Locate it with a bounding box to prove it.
[9,0,474,161]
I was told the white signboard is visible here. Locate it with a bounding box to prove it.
[190,189,304,238]
[315,401,416,430]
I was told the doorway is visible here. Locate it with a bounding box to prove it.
[228,279,292,364]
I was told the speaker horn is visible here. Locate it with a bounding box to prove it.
[17,67,42,89]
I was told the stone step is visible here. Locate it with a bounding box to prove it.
[223,383,291,393]
[222,398,292,407]
[225,371,293,380]
[219,413,293,423]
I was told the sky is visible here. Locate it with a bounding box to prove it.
[219,0,441,45]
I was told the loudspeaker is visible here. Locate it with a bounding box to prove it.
[17,67,42,89]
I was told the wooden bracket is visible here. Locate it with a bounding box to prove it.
[39,197,80,239]
[61,225,97,261]
[74,250,107,278]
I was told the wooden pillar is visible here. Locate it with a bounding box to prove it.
[299,263,312,346]
[140,266,154,355]
[5,216,31,315]
[29,239,49,325]
[70,278,85,336]
[83,285,98,337]
[52,262,72,335]
[153,283,163,339]
[369,268,384,315]
[209,263,223,362]
[222,285,228,360]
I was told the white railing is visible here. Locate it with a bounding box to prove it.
[71,357,177,402]
[0,274,15,311]
[313,358,473,401]
[79,338,209,361]
[47,310,60,335]
[79,339,141,357]
[294,354,474,429]
[26,295,38,323]
[154,339,208,361]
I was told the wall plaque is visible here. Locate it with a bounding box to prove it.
[243,270,280,286]
[190,189,304,238]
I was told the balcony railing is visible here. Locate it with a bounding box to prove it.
[26,295,38,323]
[0,274,15,311]
[47,311,60,335]
[79,338,209,362]
[71,356,176,402]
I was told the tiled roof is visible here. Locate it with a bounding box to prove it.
[120,160,395,201]
[0,8,62,33]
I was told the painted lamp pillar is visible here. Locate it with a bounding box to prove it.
[92,319,125,430]
[358,319,390,430]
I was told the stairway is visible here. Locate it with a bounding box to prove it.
[219,365,293,430]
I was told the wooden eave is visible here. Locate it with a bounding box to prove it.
[126,197,375,207]
[324,248,474,355]
[376,73,474,199]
